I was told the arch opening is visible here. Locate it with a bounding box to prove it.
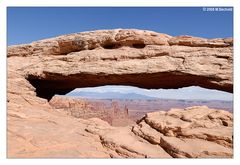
[26,72,233,102]
[48,85,232,127]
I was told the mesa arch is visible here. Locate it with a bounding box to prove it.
[7,29,233,158]
[8,29,233,101]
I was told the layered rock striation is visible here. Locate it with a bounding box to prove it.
[8,29,233,100]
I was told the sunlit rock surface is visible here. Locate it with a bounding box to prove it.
[7,29,233,158]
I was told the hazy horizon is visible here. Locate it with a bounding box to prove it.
[66,85,233,101]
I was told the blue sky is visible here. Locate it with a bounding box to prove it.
[7,7,233,100]
[8,7,233,45]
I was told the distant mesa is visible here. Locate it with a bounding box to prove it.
[67,91,158,100]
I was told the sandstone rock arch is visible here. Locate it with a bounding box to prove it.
[8,29,233,101]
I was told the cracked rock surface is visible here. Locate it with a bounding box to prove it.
[7,29,233,158]
[132,106,232,158]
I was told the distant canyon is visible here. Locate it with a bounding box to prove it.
[49,95,232,127]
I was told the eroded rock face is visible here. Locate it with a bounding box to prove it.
[7,29,233,158]
[8,29,233,100]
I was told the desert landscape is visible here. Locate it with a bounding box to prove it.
[49,95,233,127]
[7,29,233,158]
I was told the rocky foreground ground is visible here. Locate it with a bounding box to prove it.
[8,101,233,158]
[7,29,233,158]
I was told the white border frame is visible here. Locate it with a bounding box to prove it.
[1,0,239,164]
